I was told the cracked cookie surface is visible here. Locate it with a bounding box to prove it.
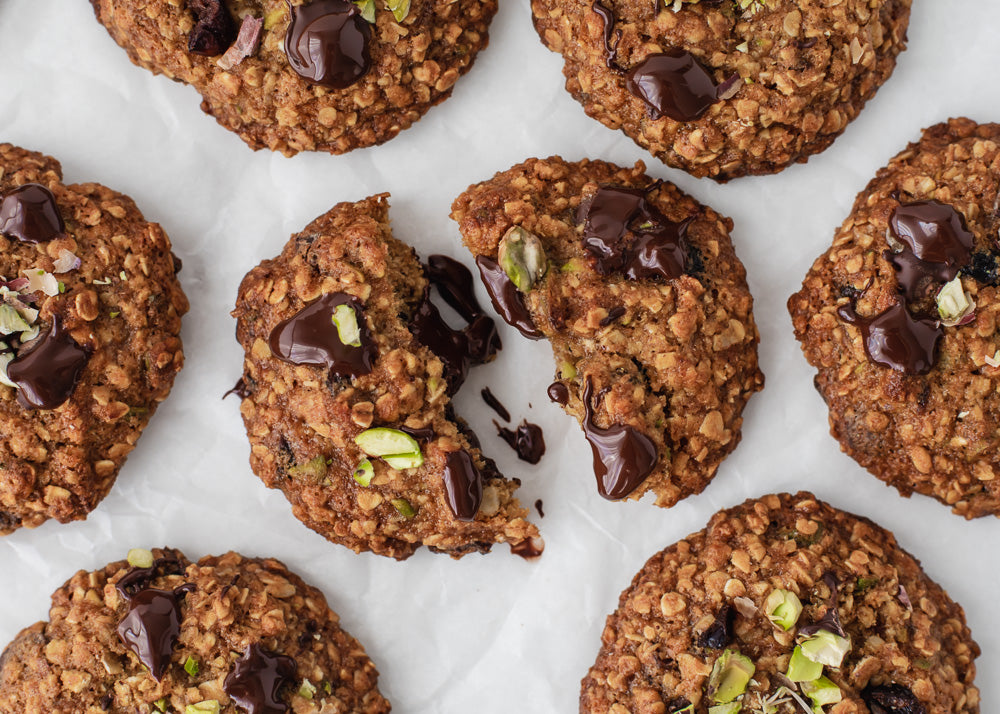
[790,118,1000,519]
[452,157,763,508]
[90,0,497,156]
[233,194,540,559]
[531,0,911,180]
[581,492,979,713]
[0,548,390,713]
[0,144,187,534]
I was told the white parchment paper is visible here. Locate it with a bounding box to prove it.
[0,1,997,711]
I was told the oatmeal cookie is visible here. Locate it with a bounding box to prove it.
[232,194,541,560]
[531,0,911,180]
[0,144,187,534]
[451,157,763,508]
[90,0,497,156]
[581,492,980,713]
[0,548,390,713]
[789,118,1000,519]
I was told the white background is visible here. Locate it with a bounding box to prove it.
[0,1,996,711]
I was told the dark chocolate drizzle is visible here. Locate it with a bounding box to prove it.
[426,255,484,323]
[188,0,236,56]
[578,186,690,281]
[534,499,544,518]
[442,450,484,521]
[838,302,941,375]
[0,183,65,244]
[224,376,252,400]
[625,49,724,122]
[474,256,544,339]
[268,292,376,378]
[399,424,435,442]
[223,643,297,714]
[481,386,511,422]
[581,377,657,500]
[284,0,372,89]
[8,316,91,410]
[495,420,545,464]
[116,585,194,680]
[862,684,927,714]
[510,538,544,559]
[591,1,623,70]
[547,381,569,405]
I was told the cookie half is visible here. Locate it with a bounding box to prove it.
[452,157,763,508]
[581,492,980,713]
[531,0,911,180]
[0,144,187,534]
[90,0,497,156]
[789,118,1000,519]
[232,194,541,559]
[0,548,390,713]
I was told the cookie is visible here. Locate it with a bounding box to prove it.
[581,492,980,713]
[789,118,1000,519]
[90,0,497,156]
[0,144,187,534]
[531,0,911,180]
[0,548,390,713]
[451,157,763,508]
[232,194,542,560]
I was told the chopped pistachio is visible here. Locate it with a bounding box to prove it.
[322,680,333,694]
[498,226,547,292]
[386,0,410,21]
[299,679,317,700]
[58,281,66,293]
[183,656,199,677]
[353,0,376,21]
[708,649,755,704]
[127,548,154,568]
[391,498,416,518]
[560,257,584,273]
[263,6,286,28]
[355,428,423,469]
[154,699,168,713]
[110,311,120,318]
[331,304,362,347]
[186,701,220,714]
[119,270,127,281]
[914,658,931,670]
[854,577,878,594]
[708,704,741,714]
[288,456,328,483]
[353,458,374,487]
[786,645,823,682]
[93,277,112,285]
[764,589,802,630]
[936,276,975,326]
[799,629,851,668]
[559,361,577,379]
[801,676,843,707]
[0,304,31,335]
[672,705,694,714]
[0,353,17,389]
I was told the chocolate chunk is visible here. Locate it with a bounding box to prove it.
[442,450,484,521]
[223,643,297,714]
[218,15,264,70]
[268,293,376,378]
[0,183,64,244]
[862,684,927,714]
[591,1,622,70]
[599,306,626,327]
[890,201,973,274]
[475,256,544,339]
[115,557,186,598]
[8,316,91,410]
[547,381,569,405]
[495,420,545,464]
[963,251,1000,287]
[399,425,435,441]
[581,377,657,500]
[578,186,689,281]
[284,0,372,89]
[116,585,193,680]
[696,604,734,649]
[187,0,236,56]
[625,50,722,122]
[481,387,511,421]
[838,301,942,375]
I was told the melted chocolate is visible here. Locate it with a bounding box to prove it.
[8,316,90,410]
[188,0,235,56]
[268,293,375,378]
[591,1,622,69]
[426,255,483,323]
[475,256,544,339]
[224,376,252,400]
[442,450,483,521]
[400,425,435,441]
[116,585,192,680]
[887,201,973,300]
[862,684,926,714]
[223,643,297,714]
[625,49,722,122]
[284,0,372,89]
[547,381,569,405]
[510,538,544,559]
[0,183,64,244]
[838,302,942,375]
[579,186,689,281]
[481,386,511,421]
[581,378,657,500]
[599,306,626,327]
[115,556,185,598]
[496,420,546,464]
[534,499,544,518]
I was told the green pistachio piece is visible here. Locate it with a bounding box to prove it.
[764,589,803,630]
[288,456,328,483]
[355,428,423,469]
[322,680,333,694]
[560,257,584,273]
[708,649,755,704]
[186,702,220,714]
[154,698,168,712]
[936,276,975,326]
[786,645,823,682]
[799,629,851,668]
[854,577,878,594]
[353,459,374,487]
[672,705,694,714]
[498,226,547,292]
[386,0,410,22]
[0,304,31,335]
[0,353,15,389]
[263,6,285,28]
[391,498,416,518]
[127,548,154,568]
[559,361,577,379]
[183,656,199,677]
[331,304,362,347]
[708,704,741,714]
[299,679,317,700]
[801,676,843,707]
[353,0,376,22]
